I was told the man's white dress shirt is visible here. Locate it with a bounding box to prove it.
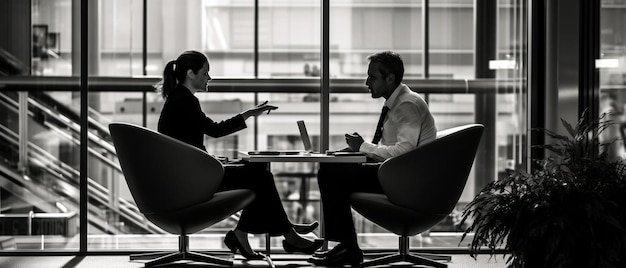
[359,83,437,161]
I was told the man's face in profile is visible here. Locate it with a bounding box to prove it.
[365,62,391,99]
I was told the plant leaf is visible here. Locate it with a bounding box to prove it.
[560,117,576,138]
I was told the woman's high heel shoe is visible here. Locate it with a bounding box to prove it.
[224,231,265,260]
[293,221,319,234]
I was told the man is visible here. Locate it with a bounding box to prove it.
[308,51,437,266]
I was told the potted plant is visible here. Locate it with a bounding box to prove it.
[460,111,626,268]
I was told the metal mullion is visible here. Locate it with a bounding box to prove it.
[578,0,600,126]
[526,0,533,172]
[423,0,430,104]
[517,0,527,168]
[423,0,429,79]
[254,0,259,150]
[318,0,330,251]
[529,0,547,170]
[254,0,259,78]
[142,0,147,127]
[321,0,329,153]
[516,0,521,167]
[79,0,88,254]
[473,0,498,192]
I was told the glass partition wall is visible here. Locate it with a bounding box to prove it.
[329,0,529,249]
[0,0,533,253]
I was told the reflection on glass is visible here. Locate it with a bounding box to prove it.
[429,0,474,79]
[329,0,527,249]
[0,0,535,252]
[259,0,321,78]
[31,0,72,76]
[200,0,255,77]
[100,0,144,76]
[599,1,626,160]
[0,89,81,251]
[330,1,424,78]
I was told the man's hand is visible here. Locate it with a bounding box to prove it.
[345,132,364,151]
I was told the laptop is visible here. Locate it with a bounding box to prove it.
[247,120,314,155]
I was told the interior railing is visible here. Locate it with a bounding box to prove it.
[0,91,165,235]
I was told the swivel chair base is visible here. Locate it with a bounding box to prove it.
[361,236,450,268]
[130,235,234,267]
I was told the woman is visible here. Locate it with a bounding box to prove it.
[156,50,322,260]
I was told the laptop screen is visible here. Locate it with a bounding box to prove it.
[297,120,313,152]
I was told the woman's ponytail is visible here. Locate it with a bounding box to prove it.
[155,60,177,99]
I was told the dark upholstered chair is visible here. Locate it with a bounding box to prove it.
[109,123,255,267]
[350,124,484,268]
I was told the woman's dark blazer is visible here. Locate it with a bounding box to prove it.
[157,85,247,151]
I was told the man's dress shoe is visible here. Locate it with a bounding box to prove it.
[307,244,363,266]
[311,243,345,258]
[312,250,329,258]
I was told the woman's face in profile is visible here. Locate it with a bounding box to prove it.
[190,62,211,92]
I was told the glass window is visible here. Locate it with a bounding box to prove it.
[0,0,530,253]
[0,0,81,251]
[600,1,626,160]
[430,0,474,79]
[100,0,145,76]
[145,0,257,77]
[31,0,73,76]
[195,0,256,77]
[0,90,82,251]
[329,0,528,249]
[259,0,321,78]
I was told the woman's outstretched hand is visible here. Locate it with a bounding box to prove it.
[242,100,278,119]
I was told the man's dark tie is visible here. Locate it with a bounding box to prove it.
[372,106,390,144]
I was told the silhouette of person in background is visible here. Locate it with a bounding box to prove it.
[156,50,322,260]
[310,65,320,77]
[308,51,437,266]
